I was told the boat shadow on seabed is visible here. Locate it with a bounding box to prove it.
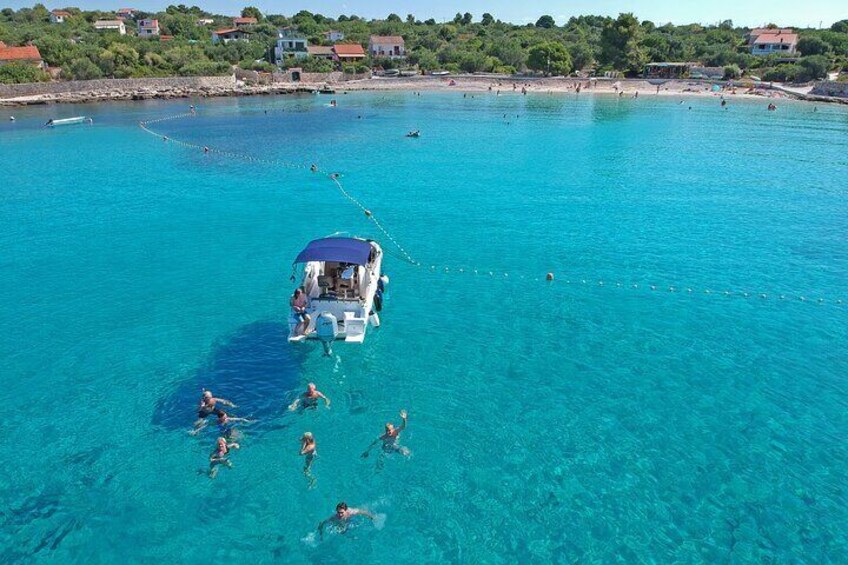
[152,320,308,435]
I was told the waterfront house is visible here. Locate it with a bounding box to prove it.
[307,45,334,60]
[324,30,344,42]
[0,44,44,68]
[333,44,367,63]
[94,20,127,34]
[368,35,405,59]
[211,28,250,44]
[747,27,793,44]
[116,8,137,19]
[138,19,160,37]
[50,10,71,23]
[274,28,308,65]
[233,17,258,27]
[750,29,797,55]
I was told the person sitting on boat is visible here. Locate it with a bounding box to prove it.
[191,389,236,434]
[288,382,331,411]
[209,437,239,478]
[290,288,310,336]
[362,409,409,457]
[318,502,375,539]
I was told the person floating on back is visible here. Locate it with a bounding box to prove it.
[362,409,409,458]
[318,502,375,539]
[288,383,331,411]
[191,389,236,434]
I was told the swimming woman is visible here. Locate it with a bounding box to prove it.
[191,390,236,434]
[216,410,253,439]
[362,409,409,458]
[209,437,239,478]
[300,432,317,486]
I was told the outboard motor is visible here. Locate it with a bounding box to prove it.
[315,312,338,356]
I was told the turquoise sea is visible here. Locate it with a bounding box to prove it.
[1,91,847,562]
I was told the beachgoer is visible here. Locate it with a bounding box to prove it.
[301,432,317,483]
[209,436,239,478]
[318,502,375,539]
[362,409,409,458]
[191,390,236,434]
[289,382,331,411]
[216,410,252,439]
[290,288,310,336]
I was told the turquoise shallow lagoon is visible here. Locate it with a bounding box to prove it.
[1,92,847,561]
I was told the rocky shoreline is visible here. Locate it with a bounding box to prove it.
[2,75,846,107]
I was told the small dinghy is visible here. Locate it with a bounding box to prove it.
[287,237,387,347]
[45,116,91,127]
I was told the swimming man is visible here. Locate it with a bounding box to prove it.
[288,383,331,411]
[362,409,409,458]
[318,502,375,539]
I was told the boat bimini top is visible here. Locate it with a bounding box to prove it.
[293,237,375,266]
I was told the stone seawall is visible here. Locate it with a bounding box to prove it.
[0,76,236,99]
[810,81,848,98]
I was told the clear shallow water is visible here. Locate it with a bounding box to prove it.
[1,92,847,562]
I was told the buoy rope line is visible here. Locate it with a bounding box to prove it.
[138,112,844,309]
[138,111,419,266]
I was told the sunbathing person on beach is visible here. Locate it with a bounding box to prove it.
[288,383,331,411]
[362,409,409,458]
[191,389,236,434]
[318,502,375,539]
[209,437,239,478]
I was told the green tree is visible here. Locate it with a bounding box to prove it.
[600,13,646,75]
[536,15,555,29]
[831,20,848,34]
[461,13,473,26]
[527,41,572,75]
[797,36,830,56]
[241,6,262,20]
[387,13,401,23]
[0,62,50,83]
[797,55,830,81]
[66,57,103,80]
[481,13,494,26]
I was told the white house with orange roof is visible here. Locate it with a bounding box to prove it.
[0,44,45,68]
[212,28,250,44]
[138,19,160,37]
[369,35,405,59]
[324,30,344,42]
[50,10,71,23]
[748,28,797,55]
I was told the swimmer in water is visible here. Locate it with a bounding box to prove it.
[191,390,236,434]
[318,502,375,539]
[209,436,239,478]
[362,409,409,458]
[288,383,331,411]
[216,410,253,439]
[300,432,317,486]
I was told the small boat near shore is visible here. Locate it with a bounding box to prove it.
[288,236,387,346]
[45,116,91,127]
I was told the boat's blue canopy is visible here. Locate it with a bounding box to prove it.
[294,237,372,266]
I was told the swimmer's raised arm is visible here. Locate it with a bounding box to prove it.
[398,409,408,431]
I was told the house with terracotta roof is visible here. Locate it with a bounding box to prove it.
[116,8,137,19]
[332,44,366,63]
[747,28,793,44]
[750,29,797,55]
[138,19,160,37]
[94,20,127,34]
[307,45,334,60]
[0,44,45,68]
[212,28,250,44]
[233,17,258,27]
[324,30,344,42]
[50,10,71,23]
[368,35,405,59]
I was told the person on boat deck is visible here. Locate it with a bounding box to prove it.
[362,409,409,457]
[216,410,252,439]
[289,382,331,411]
[290,287,310,336]
[318,502,375,539]
[191,390,236,434]
[209,436,239,478]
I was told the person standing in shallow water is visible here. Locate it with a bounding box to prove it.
[318,502,375,539]
[362,409,409,458]
[191,390,236,434]
[288,383,331,411]
[300,432,317,487]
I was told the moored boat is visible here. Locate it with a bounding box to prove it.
[288,236,387,346]
[45,116,91,127]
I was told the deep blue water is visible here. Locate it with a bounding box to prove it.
[1,91,847,562]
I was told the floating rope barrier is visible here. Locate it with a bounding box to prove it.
[138,111,419,265]
[137,111,843,309]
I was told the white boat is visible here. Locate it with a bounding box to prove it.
[288,236,387,345]
[46,116,90,127]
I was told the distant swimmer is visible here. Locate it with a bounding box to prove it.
[310,163,317,172]
[9,116,14,121]
[209,436,239,478]
[191,390,236,434]
[203,146,209,153]
[300,432,317,484]
[406,130,420,138]
[216,410,253,439]
[289,382,331,411]
[318,502,375,539]
[362,409,409,458]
